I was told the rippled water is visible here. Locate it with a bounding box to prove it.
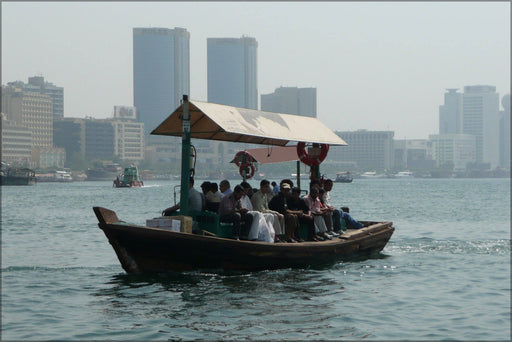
[1,178,510,340]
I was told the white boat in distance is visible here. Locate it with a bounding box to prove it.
[359,171,386,179]
[394,171,414,178]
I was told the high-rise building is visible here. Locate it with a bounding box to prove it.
[261,87,317,117]
[439,88,462,134]
[7,76,64,119]
[207,36,258,109]
[133,27,190,136]
[1,85,53,150]
[462,85,500,168]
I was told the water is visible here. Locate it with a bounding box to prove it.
[1,178,510,340]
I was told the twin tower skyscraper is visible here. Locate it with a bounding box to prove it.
[133,27,258,136]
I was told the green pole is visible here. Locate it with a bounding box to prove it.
[180,95,191,216]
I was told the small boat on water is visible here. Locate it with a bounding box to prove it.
[394,171,414,178]
[93,96,395,273]
[359,171,387,179]
[113,166,144,188]
[334,171,353,183]
[1,163,36,186]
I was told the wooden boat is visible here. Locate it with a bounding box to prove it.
[1,165,36,186]
[94,207,394,273]
[93,96,395,273]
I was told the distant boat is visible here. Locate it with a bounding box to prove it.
[113,166,144,188]
[1,164,36,186]
[359,171,386,179]
[334,171,353,183]
[394,171,414,178]
[54,170,73,182]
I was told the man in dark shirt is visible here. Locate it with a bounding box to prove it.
[287,187,320,241]
[268,183,302,242]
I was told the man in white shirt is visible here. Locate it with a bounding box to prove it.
[251,179,285,242]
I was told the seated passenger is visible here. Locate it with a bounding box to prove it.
[269,182,299,243]
[303,186,332,240]
[219,179,233,196]
[323,179,364,231]
[218,185,253,240]
[286,187,319,242]
[203,181,221,212]
[162,177,204,215]
[239,181,272,241]
[251,179,285,242]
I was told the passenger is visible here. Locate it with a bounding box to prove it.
[318,187,339,237]
[271,181,280,195]
[203,181,221,212]
[269,182,299,243]
[303,186,332,240]
[239,182,254,209]
[251,179,285,242]
[209,182,223,201]
[287,187,319,242]
[240,181,254,199]
[280,178,294,189]
[323,178,364,230]
[219,179,233,196]
[162,177,204,215]
[200,181,211,197]
[239,181,272,241]
[218,185,253,240]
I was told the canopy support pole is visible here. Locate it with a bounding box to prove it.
[180,95,191,216]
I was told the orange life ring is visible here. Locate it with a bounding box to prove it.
[239,162,255,179]
[296,142,329,166]
[234,151,255,167]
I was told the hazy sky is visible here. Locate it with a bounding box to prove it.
[2,2,510,139]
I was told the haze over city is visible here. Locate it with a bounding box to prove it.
[2,2,510,140]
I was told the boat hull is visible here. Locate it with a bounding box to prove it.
[93,207,394,273]
[0,175,36,185]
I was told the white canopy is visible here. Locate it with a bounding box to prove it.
[151,100,347,147]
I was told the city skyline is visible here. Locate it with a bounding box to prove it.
[2,2,510,140]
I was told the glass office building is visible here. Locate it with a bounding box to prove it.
[207,36,258,109]
[133,27,190,136]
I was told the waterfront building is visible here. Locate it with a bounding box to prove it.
[329,130,394,171]
[133,27,190,137]
[207,36,258,110]
[85,119,116,161]
[429,134,477,171]
[34,147,66,169]
[499,94,510,169]
[1,85,53,152]
[439,88,462,134]
[112,120,145,161]
[0,113,33,166]
[55,114,144,163]
[54,118,86,161]
[393,139,435,171]
[261,87,317,117]
[7,76,64,119]
[462,85,500,168]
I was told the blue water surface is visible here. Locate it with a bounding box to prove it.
[1,178,510,340]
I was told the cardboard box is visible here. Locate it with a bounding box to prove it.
[146,216,192,234]
[170,215,193,234]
